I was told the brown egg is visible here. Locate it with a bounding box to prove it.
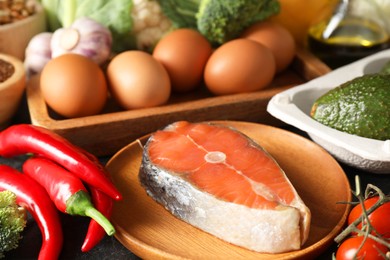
[204,39,276,96]
[153,28,212,93]
[106,51,171,110]
[241,21,296,73]
[40,53,107,118]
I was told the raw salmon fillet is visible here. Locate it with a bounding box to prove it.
[139,121,311,253]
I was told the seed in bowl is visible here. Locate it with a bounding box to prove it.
[0,0,36,25]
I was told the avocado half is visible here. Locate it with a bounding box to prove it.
[310,73,390,141]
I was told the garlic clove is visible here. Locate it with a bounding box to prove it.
[24,32,53,75]
[51,17,112,65]
[59,28,80,51]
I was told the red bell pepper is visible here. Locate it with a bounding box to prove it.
[0,164,63,260]
[22,157,116,236]
[0,124,122,201]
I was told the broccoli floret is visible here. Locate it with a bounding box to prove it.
[0,191,27,258]
[158,0,280,46]
[197,0,280,45]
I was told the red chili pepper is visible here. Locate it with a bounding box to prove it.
[79,150,113,252]
[0,164,63,260]
[82,186,113,252]
[0,124,122,201]
[22,157,116,236]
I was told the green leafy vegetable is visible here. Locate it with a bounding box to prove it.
[0,191,27,258]
[158,0,200,29]
[40,0,61,31]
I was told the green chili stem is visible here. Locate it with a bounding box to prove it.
[66,191,115,236]
[84,207,115,236]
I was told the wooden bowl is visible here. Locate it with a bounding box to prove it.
[0,0,46,60]
[107,121,351,259]
[0,53,26,129]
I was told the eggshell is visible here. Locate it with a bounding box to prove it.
[40,53,107,118]
[204,39,276,95]
[106,51,171,110]
[241,21,296,73]
[153,29,212,92]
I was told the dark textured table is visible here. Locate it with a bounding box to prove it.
[4,94,390,260]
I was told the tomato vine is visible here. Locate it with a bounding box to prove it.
[334,175,390,260]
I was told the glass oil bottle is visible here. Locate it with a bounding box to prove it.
[307,0,390,68]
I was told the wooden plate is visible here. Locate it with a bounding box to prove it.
[107,121,351,259]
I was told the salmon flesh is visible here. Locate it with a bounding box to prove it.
[139,121,311,254]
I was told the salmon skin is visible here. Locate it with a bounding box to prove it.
[139,121,311,254]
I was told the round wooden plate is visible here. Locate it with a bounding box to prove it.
[107,121,352,259]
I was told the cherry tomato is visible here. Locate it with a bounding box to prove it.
[348,196,390,238]
[336,236,388,260]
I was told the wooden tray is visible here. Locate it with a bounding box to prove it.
[26,48,331,156]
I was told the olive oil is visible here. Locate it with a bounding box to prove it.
[308,16,390,68]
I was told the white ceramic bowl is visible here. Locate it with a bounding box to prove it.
[0,0,46,60]
[267,49,390,174]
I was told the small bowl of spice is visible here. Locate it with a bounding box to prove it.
[0,53,26,129]
[0,0,46,60]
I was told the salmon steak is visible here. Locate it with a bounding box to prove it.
[139,121,311,254]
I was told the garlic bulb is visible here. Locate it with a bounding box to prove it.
[24,32,53,76]
[51,17,112,65]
